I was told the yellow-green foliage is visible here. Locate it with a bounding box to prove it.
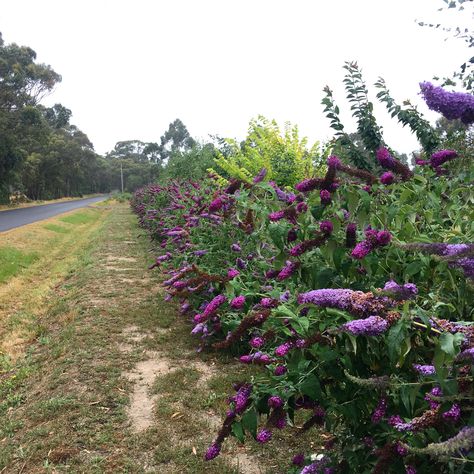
[211,116,324,187]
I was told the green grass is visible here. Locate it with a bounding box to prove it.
[0,246,38,283]
[43,223,71,233]
[59,211,98,225]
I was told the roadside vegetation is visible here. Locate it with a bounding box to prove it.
[0,204,313,473]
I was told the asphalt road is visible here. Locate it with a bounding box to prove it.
[0,196,108,232]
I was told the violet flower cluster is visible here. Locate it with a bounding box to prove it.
[420,82,474,125]
[351,228,392,259]
[341,316,389,336]
[383,280,418,300]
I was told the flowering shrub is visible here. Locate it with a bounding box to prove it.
[131,86,474,472]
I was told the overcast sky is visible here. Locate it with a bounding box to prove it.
[1,0,471,155]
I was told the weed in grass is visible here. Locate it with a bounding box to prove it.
[0,246,38,283]
[59,210,98,225]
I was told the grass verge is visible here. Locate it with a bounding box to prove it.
[0,205,316,474]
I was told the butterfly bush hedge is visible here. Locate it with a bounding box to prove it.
[131,81,474,473]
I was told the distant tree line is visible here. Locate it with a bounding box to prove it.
[0,32,218,204]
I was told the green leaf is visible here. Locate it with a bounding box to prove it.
[405,261,423,276]
[241,409,258,437]
[293,317,310,335]
[311,205,325,220]
[299,374,321,398]
[231,421,245,442]
[387,321,406,363]
[275,305,297,319]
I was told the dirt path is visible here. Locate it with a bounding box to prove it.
[0,205,279,473]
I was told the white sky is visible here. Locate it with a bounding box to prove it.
[1,0,472,155]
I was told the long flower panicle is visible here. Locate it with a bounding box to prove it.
[342,316,389,336]
[351,229,392,259]
[351,240,372,259]
[344,370,391,389]
[290,235,328,257]
[456,347,474,362]
[275,342,293,357]
[295,178,323,193]
[450,257,474,280]
[372,397,388,423]
[204,443,221,460]
[420,82,474,125]
[298,289,353,309]
[299,288,396,320]
[203,294,227,317]
[442,403,461,422]
[227,268,240,279]
[404,242,474,258]
[253,167,267,184]
[277,261,300,280]
[430,149,458,168]
[408,426,474,457]
[376,147,412,180]
[233,384,253,414]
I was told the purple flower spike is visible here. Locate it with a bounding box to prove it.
[296,202,308,214]
[274,365,287,376]
[203,294,227,317]
[230,295,246,309]
[383,280,418,300]
[256,428,272,443]
[376,230,392,246]
[292,454,305,466]
[456,347,474,362]
[320,189,332,205]
[371,397,387,423]
[443,403,461,422]
[231,243,242,252]
[227,268,240,279]
[250,337,265,348]
[341,316,389,336]
[209,197,224,213]
[295,178,320,193]
[275,342,293,357]
[430,149,458,168]
[260,297,277,308]
[413,364,436,376]
[268,396,283,409]
[327,155,342,169]
[420,82,474,124]
[269,210,286,221]
[377,147,396,168]
[277,261,300,281]
[351,241,373,259]
[320,220,333,235]
[204,443,221,460]
[380,171,394,185]
[253,167,267,184]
